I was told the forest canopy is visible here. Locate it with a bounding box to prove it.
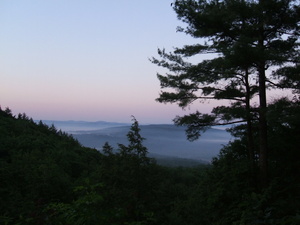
[1,97,300,224]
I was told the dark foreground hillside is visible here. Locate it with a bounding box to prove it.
[0,108,207,224]
[1,105,300,224]
[0,108,103,224]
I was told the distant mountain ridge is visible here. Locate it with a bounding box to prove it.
[39,120,233,163]
[37,120,130,132]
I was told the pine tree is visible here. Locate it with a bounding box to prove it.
[151,0,300,186]
[118,116,150,165]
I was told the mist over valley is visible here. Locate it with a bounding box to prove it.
[41,120,233,164]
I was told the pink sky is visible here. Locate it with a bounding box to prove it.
[1,1,289,124]
[1,0,217,124]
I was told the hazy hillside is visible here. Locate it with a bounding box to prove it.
[39,120,129,131]
[41,120,233,163]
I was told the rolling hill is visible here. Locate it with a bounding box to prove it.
[41,120,233,163]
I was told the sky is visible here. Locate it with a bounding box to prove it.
[1,0,217,124]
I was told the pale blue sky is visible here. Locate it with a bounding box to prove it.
[1,0,214,123]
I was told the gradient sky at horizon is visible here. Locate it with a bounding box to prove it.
[1,0,219,124]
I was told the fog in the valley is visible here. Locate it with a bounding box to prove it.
[41,120,233,164]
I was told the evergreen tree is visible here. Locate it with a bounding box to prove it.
[151,0,300,186]
[118,116,150,165]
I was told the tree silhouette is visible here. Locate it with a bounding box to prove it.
[151,0,300,186]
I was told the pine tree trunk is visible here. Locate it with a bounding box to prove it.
[257,1,269,188]
[245,69,256,180]
[258,64,268,188]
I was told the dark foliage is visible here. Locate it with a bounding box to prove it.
[152,0,300,188]
[1,103,299,224]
